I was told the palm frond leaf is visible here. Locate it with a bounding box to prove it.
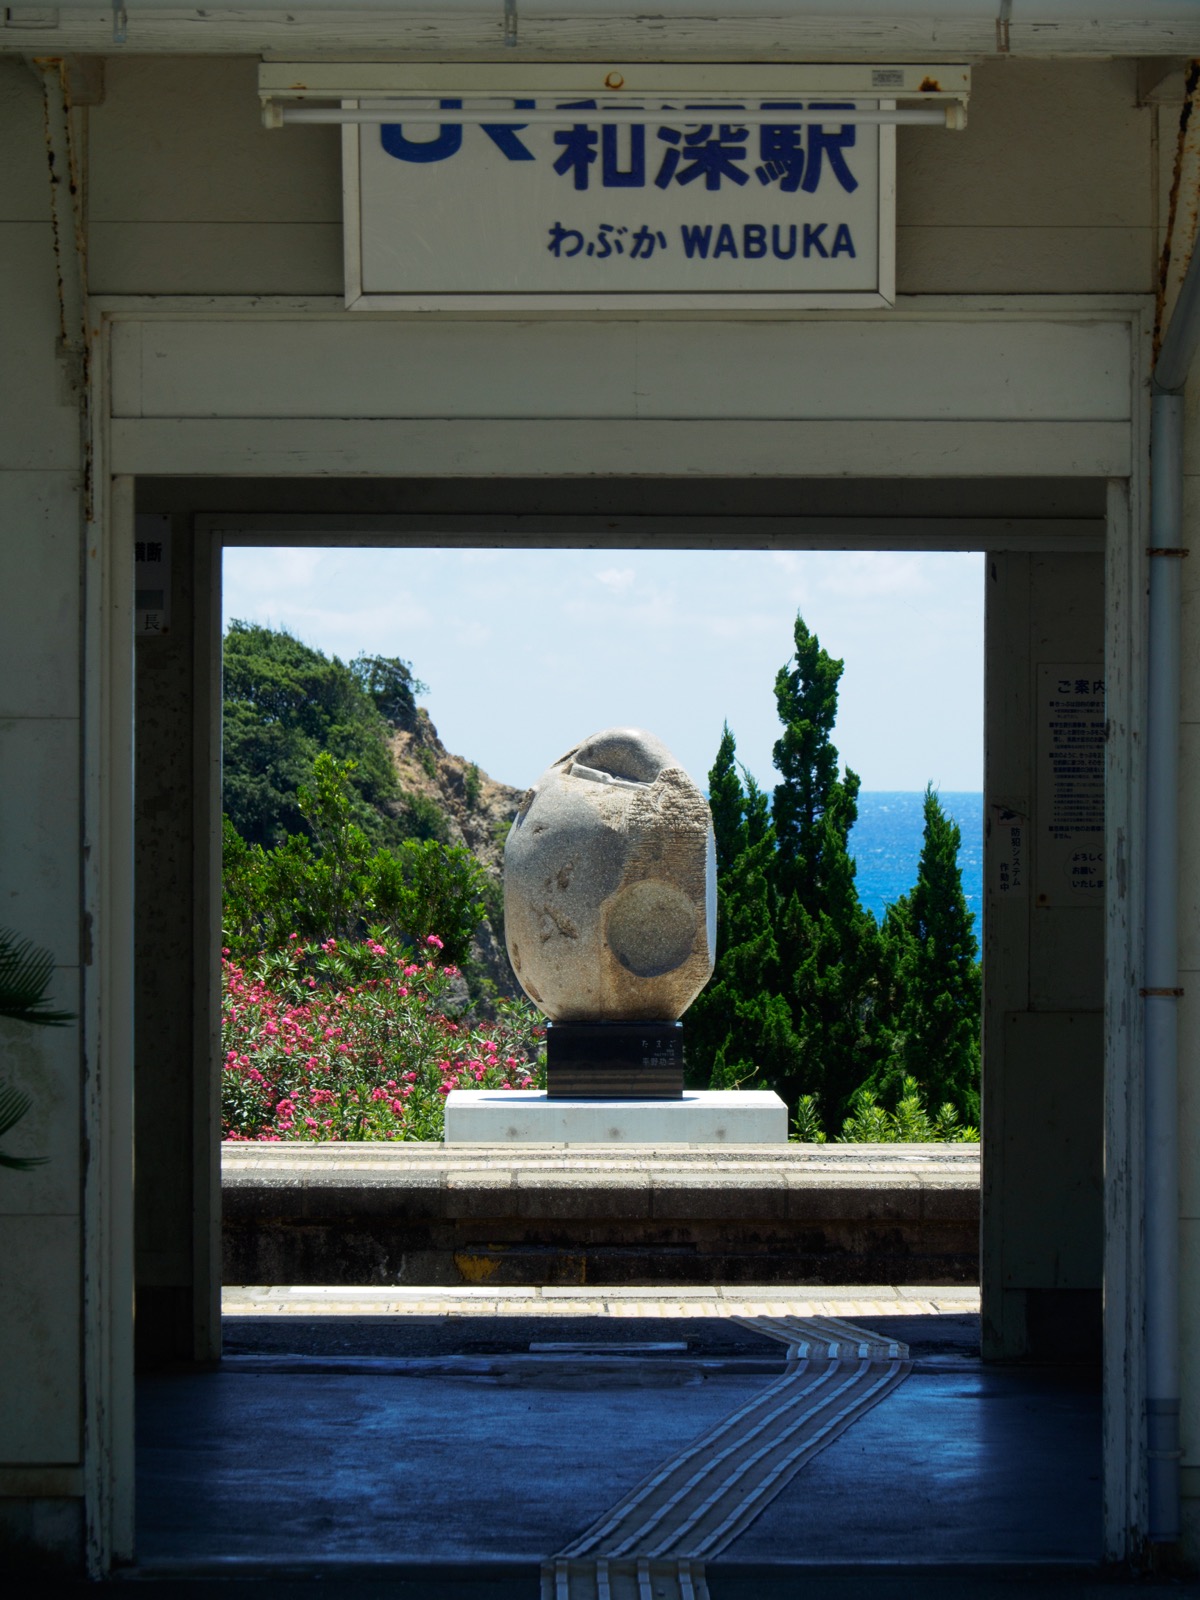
[0,1149,47,1170]
[0,1081,33,1137]
[0,1082,46,1169]
[0,929,73,1026]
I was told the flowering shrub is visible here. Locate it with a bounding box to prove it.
[222,931,546,1142]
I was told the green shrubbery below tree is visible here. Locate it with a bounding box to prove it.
[792,1079,978,1144]
[690,612,981,1137]
[223,753,486,967]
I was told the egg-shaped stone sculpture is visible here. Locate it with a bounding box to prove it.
[503,728,716,1021]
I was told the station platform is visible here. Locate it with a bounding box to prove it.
[75,1286,1134,1598]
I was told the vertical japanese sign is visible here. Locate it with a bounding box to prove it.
[1037,665,1105,905]
[990,805,1027,900]
[349,96,891,305]
[135,514,170,637]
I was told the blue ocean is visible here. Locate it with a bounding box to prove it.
[849,792,983,934]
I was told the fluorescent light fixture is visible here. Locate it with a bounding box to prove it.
[278,104,958,128]
[259,61,971,131]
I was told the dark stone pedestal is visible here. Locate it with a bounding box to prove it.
[545,1020,684,1099]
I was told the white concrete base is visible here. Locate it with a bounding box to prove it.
[443,1089,788,1145]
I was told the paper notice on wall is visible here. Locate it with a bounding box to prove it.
[135,514,170,636]
[1036,664,1105,906]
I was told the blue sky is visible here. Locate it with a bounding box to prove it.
[222,547,985,794]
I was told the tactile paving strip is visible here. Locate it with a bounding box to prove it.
[540,1314,912,1600]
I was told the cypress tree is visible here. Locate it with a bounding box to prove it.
[882,786,981,1119]
[770,614,883,1121]
[771,616,847,906]
[685,729,800,1091]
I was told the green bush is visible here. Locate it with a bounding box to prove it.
[790,1094,827,1144]
[223,753,487,968]
[401,790,450,843]
[464,763,482,811]
[789,1076,978,1144]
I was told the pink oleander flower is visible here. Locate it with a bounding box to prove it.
[426,934,444,950]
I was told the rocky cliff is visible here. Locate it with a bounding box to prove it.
[388,707,526,1002]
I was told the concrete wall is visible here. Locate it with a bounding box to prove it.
[0,60,87,1568]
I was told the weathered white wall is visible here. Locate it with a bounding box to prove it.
[85,56,1155,299]
[88,56,341,295]
[0,59,86,1566]
[897,58,1154,294]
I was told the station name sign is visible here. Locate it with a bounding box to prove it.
[263,65,974,309]
[354,97,885,305]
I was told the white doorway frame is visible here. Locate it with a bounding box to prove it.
[86,291,1152,1569]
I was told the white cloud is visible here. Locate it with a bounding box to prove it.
[594,566,636,592]
[813,550,935,600]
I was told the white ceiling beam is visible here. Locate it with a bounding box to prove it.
[3,7,1199,59]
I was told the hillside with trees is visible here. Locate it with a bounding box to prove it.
[222,622,522,1002]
